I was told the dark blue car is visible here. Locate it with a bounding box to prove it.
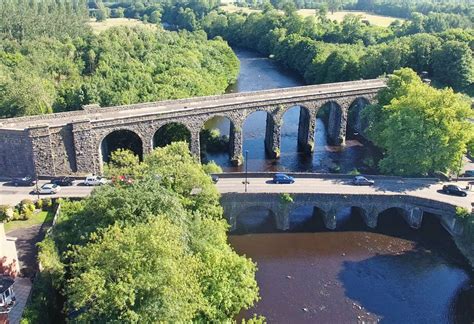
[273,173,295,184]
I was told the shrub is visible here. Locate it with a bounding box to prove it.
[20,199,35,213]
[35,199,43,210]
[456,207,470,218]
[0,205,13,222]
[348,168,361,175]
[21,208,33,220]
[280,193,294,204]
[202,161,223,175]
[42,198,53,210]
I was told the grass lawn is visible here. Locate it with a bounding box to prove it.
[219,5,403,27]
[4,210,54,233]
[88,18,158,34]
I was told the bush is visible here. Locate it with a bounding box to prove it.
[202,161,223,175]
[35,199,43,210]
[0,205,13,222]
[348,168,361,175]
[21,208,33,220]
[42,198,53,210]
[280,193,294,204]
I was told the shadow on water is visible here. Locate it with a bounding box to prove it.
[338,248,471,323]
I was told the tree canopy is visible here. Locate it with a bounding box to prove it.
[363,68,474,176]
[33,143,259,322]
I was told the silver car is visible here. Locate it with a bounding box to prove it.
[352,176,375,186]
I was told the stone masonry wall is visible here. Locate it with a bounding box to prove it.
[0,129,34,178]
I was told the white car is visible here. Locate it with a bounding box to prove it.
[84,176,107,186]
[35,183,61,194]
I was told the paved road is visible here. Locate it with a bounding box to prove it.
[0,177,472,210]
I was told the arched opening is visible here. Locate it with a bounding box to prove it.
[377,207,413,236]
[288,206,327,232]
[347,97,370,139]
[234,206,277,234]
[153,123,191,149]
[100,129,143,163]
[280,105,311,155]
[200,116,232,165]
[336,206,368,231]
[242,110,273,170]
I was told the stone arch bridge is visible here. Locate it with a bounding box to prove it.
[220,192,465,235]
[0,79,385,177]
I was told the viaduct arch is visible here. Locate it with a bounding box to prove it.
[0,79,384,177]
[221,193,464,235]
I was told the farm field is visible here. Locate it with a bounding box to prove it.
[88,18,158,33]
[220,5,403,27]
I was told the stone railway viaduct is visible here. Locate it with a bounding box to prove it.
[0,79,385,178]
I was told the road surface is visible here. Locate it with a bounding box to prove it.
[0,176,471,210]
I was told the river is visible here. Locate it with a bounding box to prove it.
[202,49,377,173]
[218,48,473,323]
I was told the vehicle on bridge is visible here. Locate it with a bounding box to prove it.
[442,184,468,197]
[352,176,375,186]
[84,176,108,186]
[34,183,60,195]
[11,177,36,187]
[51,177,75,186]
[272,173,295,184]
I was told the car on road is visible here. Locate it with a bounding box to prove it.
[34,183,60,195]
[464,170,474,177]
[51,177,74,186]
[84,176,107,186]
[272,173,295,184]
[11,177,36,186]
[442,184,468,197]
[352,176,375,186]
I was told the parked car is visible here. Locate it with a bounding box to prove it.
[0,277,16,313]
[11,177,36,186]
[352,176,375,186]
[84,176,107,186]
[272,173,295,184]
[464,170,474,177]
[34,183,60,195]
[211,175,219,184]
[442,184,468,197]
[51,177,74,186]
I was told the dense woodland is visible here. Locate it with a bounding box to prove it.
[0,0,239,118]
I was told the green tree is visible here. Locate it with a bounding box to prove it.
[363,68,474,176]
[432,40,474,90]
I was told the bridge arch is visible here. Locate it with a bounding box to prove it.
[347,97,371,138]
[335,205,371,230]
[377,207,415,230]
[234,206,278,234]
[100,129,144,164]
[242,110,280,160]
[280,105,313,155]
[288,205,327,232]
[153,122,191,149]
[199,115,235,162]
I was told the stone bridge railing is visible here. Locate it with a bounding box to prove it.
[220,192,464,235]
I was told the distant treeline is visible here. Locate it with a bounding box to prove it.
[0,0,239,118]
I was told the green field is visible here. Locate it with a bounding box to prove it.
[88,18,158,33]
[219,5,403,27]
[4,210,54,233]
